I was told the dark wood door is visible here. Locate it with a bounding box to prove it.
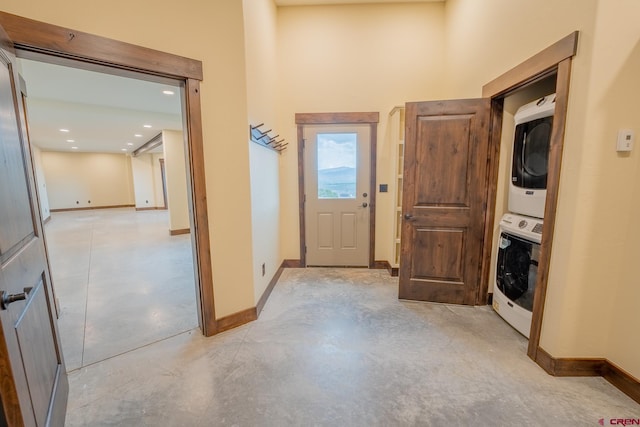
[399,99,491,305]
[0,26,68,426]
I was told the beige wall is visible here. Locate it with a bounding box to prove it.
[243,0,281,304]
[40,151,134,209]
[444,0,640,379]
[31,145,51,220]
[0,0,257,318]
[162,130,190,232]
[277,3,446,261]
[130,154,157,209]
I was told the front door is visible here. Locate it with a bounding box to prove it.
[304,124,371,266]
[0,26,68,426]
[399,99,491,305]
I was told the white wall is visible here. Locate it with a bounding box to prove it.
[31,145,50,220]
[162,130,190,232]
[243,0,281,304]
[277,3,447,262]
[40,151,134,209]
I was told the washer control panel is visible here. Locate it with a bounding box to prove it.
[500,213,543,243]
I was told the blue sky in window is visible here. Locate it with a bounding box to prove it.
[317,133,357,170]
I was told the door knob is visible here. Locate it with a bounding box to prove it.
[404,213,413,220]
[1,290,28,310]
[361,202,368,208]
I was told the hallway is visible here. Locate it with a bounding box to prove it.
[64,268,640,426]
[45,208,197,371]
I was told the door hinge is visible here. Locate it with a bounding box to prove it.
[302,138,305,149]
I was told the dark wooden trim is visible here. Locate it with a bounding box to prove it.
[390,267,399,277]
[215,307,257,334]
[256,262,286,316]
[372,260,396,276]
[0,12,203,81]
[534,349,640,405]
[295,112,379,125]
[296,112,379,267]
[169,228,190,236]
[603,361,640,404]
[482,31,578,98]
[486,293,493,305]
[368,122,377,268]
[50,204,134,212]
[297,124,306,267]
[528,58,572,361]
[477,99,504,304]
[282,259,304,268]
[135,207,161,211]
[183,78,216,336]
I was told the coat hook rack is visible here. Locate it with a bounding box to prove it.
[250,123,286,153]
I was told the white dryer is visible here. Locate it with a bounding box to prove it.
[493,213,543,338]
[508,93,555,219]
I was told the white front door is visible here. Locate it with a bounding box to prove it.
[304,124,371,266]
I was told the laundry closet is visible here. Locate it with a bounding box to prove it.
[490,76,557,338]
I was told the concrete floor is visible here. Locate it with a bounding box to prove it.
[63,267,640,426]
[45,208,198,371]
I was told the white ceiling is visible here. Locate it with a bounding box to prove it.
[18,58,183,154]
[275,0,442,5]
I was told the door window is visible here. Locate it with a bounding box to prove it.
[317,133,357,199]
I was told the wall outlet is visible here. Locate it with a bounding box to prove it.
[261,263,265,277]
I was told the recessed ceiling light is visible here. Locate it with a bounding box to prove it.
[134,134,143,137]
[162,90,175,95]
[121,148,127,152]
[60,128,70,132]
[66,139,75,143]
[143,124,152,128]
[127,142,133,146]
[71,146,78,150]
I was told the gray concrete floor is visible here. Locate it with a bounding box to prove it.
[61,267,639,426]
[45,208,198,371]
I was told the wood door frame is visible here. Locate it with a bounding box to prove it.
[0,11,217,336]
[481,32,578,365]
[295,112,379,268]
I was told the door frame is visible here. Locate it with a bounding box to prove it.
[295,112,379,268]
[0,11,217,336]
[480,32,578,365]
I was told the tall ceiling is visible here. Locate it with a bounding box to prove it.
[18,58,183,154]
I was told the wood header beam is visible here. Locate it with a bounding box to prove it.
[0,11,203,81]
[295,112,379,124]
[482,31,578,98]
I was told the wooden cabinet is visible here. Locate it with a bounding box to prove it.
[389,107,405,273]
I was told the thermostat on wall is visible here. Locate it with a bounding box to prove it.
[617,129,634,152]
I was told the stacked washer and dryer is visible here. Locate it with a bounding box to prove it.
[492,94,555,338]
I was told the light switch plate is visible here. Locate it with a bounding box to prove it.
[617,129,634,152]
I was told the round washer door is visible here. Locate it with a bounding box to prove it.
[496,232,531,303]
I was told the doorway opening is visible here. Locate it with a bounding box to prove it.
[295,112,379,268]
[18,57,199,370]
[0,11,217,339]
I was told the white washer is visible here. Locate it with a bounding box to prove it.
[492,213,543,338]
